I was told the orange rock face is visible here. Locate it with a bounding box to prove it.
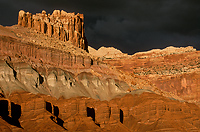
[18,10,88,52]
[104,46,200,105]
[0,91,199,131]
[0,35,92,69]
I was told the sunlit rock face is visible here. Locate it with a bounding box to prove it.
[0,35,93,69]
[0,91,199,131]
[103,46,200,105]
[18,10,88,52]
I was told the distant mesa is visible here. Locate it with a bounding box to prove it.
[18,10,88,52]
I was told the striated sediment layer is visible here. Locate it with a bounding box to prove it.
[0,91,199,131]
[0,35,92,69]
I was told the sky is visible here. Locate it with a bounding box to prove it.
[0,0,200,54]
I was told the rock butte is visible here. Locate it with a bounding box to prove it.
[0,9,200,131]
[18,10,88,52]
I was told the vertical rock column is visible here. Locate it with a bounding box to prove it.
[40,21,46,33]
[80,14,85,49]
[59,27,65,41]
[40,10,47,34]
[53,23,60,39]
[74,15,80,48]
[18,10,27,27]
[47,22,53,36]
[63,21,69,41]
[69,18,74,43]
[26,12,32,28]
[33,15,41,32]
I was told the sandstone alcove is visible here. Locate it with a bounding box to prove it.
[0,100,22,128]
[45,101,52,113]
[87,107,95,122]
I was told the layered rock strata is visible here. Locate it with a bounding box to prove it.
[0,36,92,69]
[18,10,88,52]
[103,46,200,105]
[0,92,199,131]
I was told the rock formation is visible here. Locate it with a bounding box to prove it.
[18,10,88,52]
[0,9,200,131]
[104,46,200,106]
[0,35,92,69]
[0,91,199,131]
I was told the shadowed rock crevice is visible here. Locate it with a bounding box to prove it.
[45,101,52,113]
[45,101,66,130]
[0,93,5,98]
[0,100,23,128]
[0,89,5,98]
[87,107,95,122]
[4,61,17,79]
[50,116,66,130]
[91,59,93,65]
[109,107,111,118]
[0,100,9,117]
[10,102,22,128]
[38,74,44,84]
[13,69,17,79]
[86,107,100,127]
[120,109,124,124]
[53,106,59,117]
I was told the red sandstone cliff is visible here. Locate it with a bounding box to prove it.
[0,91,199,131]
[18,10,88,52]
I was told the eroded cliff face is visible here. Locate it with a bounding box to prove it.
[18,10,88,51]
[0,91,199,131]
[0,35,92,69]
[0,56,131,100]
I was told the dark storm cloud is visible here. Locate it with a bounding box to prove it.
[0,0,200,54]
